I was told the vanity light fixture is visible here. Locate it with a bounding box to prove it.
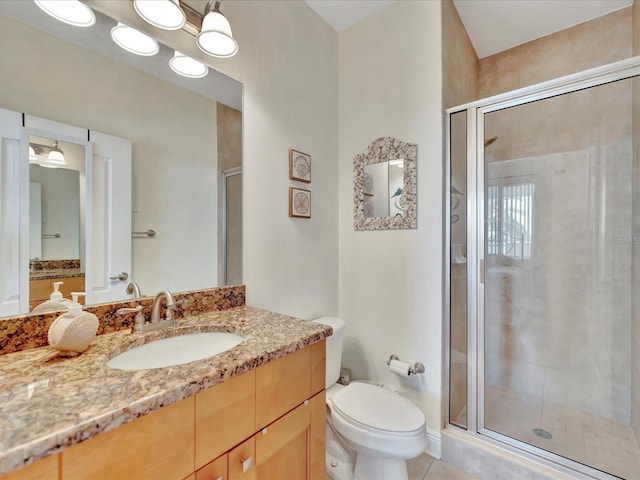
[110,22,160,56]
[196,0,238,58]
[34,0,96,28]
[169,50,208,78]
[133,0,186,31]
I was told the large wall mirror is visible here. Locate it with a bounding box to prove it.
[0,1,243,318]
[353,136,417,230]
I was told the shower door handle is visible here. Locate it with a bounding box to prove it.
[480,259,485,284]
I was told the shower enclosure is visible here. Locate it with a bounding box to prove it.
[446,57,640,479]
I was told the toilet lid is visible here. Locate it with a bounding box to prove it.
[331,382,425,434]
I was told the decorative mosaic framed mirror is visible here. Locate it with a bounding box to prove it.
[353,136,417,230]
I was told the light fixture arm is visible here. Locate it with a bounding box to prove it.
[204,0,223,15]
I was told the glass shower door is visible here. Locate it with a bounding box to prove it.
[481,76,640,479]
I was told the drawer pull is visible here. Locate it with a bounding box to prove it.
[216,477,223,480]
[304,399,309,406]
[262,427,268,435]
[241,456,253,473]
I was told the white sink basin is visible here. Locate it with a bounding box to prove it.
[106,332,244,370]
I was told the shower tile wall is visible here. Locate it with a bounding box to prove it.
[478,6,632,98]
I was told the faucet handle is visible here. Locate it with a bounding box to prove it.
[117,305,145,332]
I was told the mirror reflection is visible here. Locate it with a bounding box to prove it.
[363,160,405,218]
[0,1,243,319]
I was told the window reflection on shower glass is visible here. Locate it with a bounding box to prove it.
[449,110,467,429]
[483,76,640,478]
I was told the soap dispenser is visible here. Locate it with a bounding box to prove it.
[32,281,73,314]
[47,292,99,355]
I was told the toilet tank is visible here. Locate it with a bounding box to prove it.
[313,316,345,388]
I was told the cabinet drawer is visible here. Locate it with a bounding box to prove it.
[195,371,255,470]
[62,396,194,480]
[195,454,227,480]
[256,402,309,480]
[0,454,58,480]
[255,347,310,429]
[29,279,51,303]
[228,436,255,480]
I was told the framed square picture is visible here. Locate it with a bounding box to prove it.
[289,148,311,183]
[289,187,311,218]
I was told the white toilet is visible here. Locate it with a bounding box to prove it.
[314,316,427,480]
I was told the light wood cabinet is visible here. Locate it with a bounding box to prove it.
[195,454,227,480]
[1,454,59,480]
[61,396,194,480]
[29,275,85,310]
[196,370,256,470]
[256,347,311,429]
[4,342,326,480]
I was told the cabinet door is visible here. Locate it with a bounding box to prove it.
[228,436,256,480]
[255,402,310,480]
[309,391,326,480]
[0,454,59,480]
[195,371,255,470]
[195,454,227,480]
[255,347,310,429]
[58,277,86,303]
[29,279,51,303]
[62,396,194,480]
[310,340,326,396]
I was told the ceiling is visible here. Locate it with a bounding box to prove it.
[304,0,633,58]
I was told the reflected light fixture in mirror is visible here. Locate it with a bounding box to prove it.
[110,22,160,56]
[197,0,238,58]
[133,0,186,31]
[47,140,67,166]
[169,50,208,78]
[34,0,96,28]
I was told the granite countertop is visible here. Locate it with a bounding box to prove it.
[29,268,85,281]
[0,306,331,475]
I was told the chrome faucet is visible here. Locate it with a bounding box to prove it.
[150,290,177,326]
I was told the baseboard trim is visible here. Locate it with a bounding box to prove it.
[425,428,442,459]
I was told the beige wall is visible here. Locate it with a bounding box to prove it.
[338,0,443,447]
[442,0,478,108]
[632,0,640,444]
[479,6,632,98]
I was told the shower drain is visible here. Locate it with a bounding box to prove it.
[532,428,553,439]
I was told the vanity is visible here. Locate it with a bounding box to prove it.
[0,298,331,480]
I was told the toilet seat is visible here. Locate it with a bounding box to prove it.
[331,382,425,437]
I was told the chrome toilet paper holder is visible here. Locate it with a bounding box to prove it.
[387,354,425,376]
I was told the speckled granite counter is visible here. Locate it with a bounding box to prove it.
[0,306,331,475]
[29,268,84,281]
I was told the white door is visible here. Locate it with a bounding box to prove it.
[0,108,22,316]
[90,131,132,304]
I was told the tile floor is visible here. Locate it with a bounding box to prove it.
[326,454,478,480]
[484,386,640,480]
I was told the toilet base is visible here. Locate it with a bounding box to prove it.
[353,454,408,480]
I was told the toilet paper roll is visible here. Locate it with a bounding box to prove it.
[389,359,411,376]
